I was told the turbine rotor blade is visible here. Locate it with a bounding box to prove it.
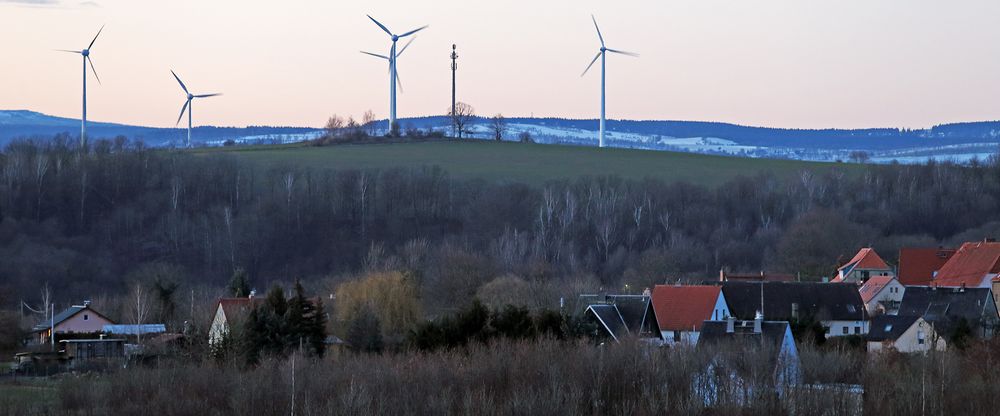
[367,15,393,36]
[55,49,82,54]
[591,15,605,47]
[581,51,602,77]
[87,56,101,85]
[176,100,189,126]
[195,93,222,98]
[88,24,105,50]
[395,70,403,93]
[396,37,415,57]
[398,25,428,38]
[360,51,390,60]
[606,48,639,57]
[170,70,189,94]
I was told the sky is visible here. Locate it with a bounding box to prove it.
[3,0,1000,129]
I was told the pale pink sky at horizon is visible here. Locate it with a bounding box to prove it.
[3,0,1000,129]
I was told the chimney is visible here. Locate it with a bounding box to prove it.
[720,268,726,282]
[249,289,256,299]
[83,300,91,307]
[726,315,735,333]
[642,287,651,297]
[960,283,966,293]
[753,310,763,334]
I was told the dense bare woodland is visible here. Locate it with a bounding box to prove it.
[2,137,999,303]
[5,137,1000,414]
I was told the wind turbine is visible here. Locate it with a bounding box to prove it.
[171,70,221,148]
[58,25,105,148]
[365,15,427,135]
[361,37,414,97]
[581,15,638,148]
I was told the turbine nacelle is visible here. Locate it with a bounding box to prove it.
[82,49,90,57]
[392,34,399,42]
[187,93,194,100]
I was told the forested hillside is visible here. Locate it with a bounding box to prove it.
[3,136,1000,311]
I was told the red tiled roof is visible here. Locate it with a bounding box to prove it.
[933,242,1000,288]
[858,276,895,304]
[650,285,723,332]
[897,248,956,286]
[839,248,890,271]
[217,298,264,322]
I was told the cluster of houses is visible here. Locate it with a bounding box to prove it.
[578,240,1000,393]
[13,301,172,373]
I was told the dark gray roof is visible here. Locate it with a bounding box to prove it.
[699,320,790,349]
[866,315,920,342]
[897,286,997,334]
[722,282,867,322]
[604,295,657,335]
[32,305,115,332]
[586,304,627,340]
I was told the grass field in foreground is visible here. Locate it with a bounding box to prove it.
[194,140,862,187]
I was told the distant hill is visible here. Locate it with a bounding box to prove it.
[0,110,322,147]
[5,110,1000,163]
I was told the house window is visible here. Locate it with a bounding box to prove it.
[861,271,870,280]
[83,314,89,321]
[673,331,681,342]
[842,326,849,335]
[854,326,861,335]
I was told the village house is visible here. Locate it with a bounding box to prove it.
[695,314,801,405]
[897,247,956,286]
[831,247,894,284]
[30,302,115,345]
[858,276,905,316]
[898,286,999,339]
[208,296,264,346]
[866,315,946,353]
[583,294,659,342]
[650,285,730,345]
[930,240,1000,289]
[722,281,869,336]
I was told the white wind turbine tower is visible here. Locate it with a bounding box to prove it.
[57,25,105,148]
[171,70,221,148]
[581,15,638,148]
[365,15,428,134]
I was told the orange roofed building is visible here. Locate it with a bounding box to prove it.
[897,248,956,286]
[932,241,1000,289]
[650,285,730,345]
[831,248,894,284]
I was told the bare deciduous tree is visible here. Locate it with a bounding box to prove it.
[131,283,151,345]
[362,110,378,137]
[490,114,507,142]
[447,102,475,139]
[324,115,345,137]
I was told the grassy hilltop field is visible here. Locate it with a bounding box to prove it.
[192,140,862,187]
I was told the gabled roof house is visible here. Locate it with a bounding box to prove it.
[582,294,658,342]
[31,302,115,344]
[858,276,905,316]
[723,282,869,336]
[897,247,956,286]
[931,241,1000,289]
[898,286,999,339]
[650,285,730,345]
[867,315,946,353]
[208,297,265,346]
[831,248,894,284]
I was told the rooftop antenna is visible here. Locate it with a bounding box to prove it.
[581,15,638,148]
[57,25,105,149]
